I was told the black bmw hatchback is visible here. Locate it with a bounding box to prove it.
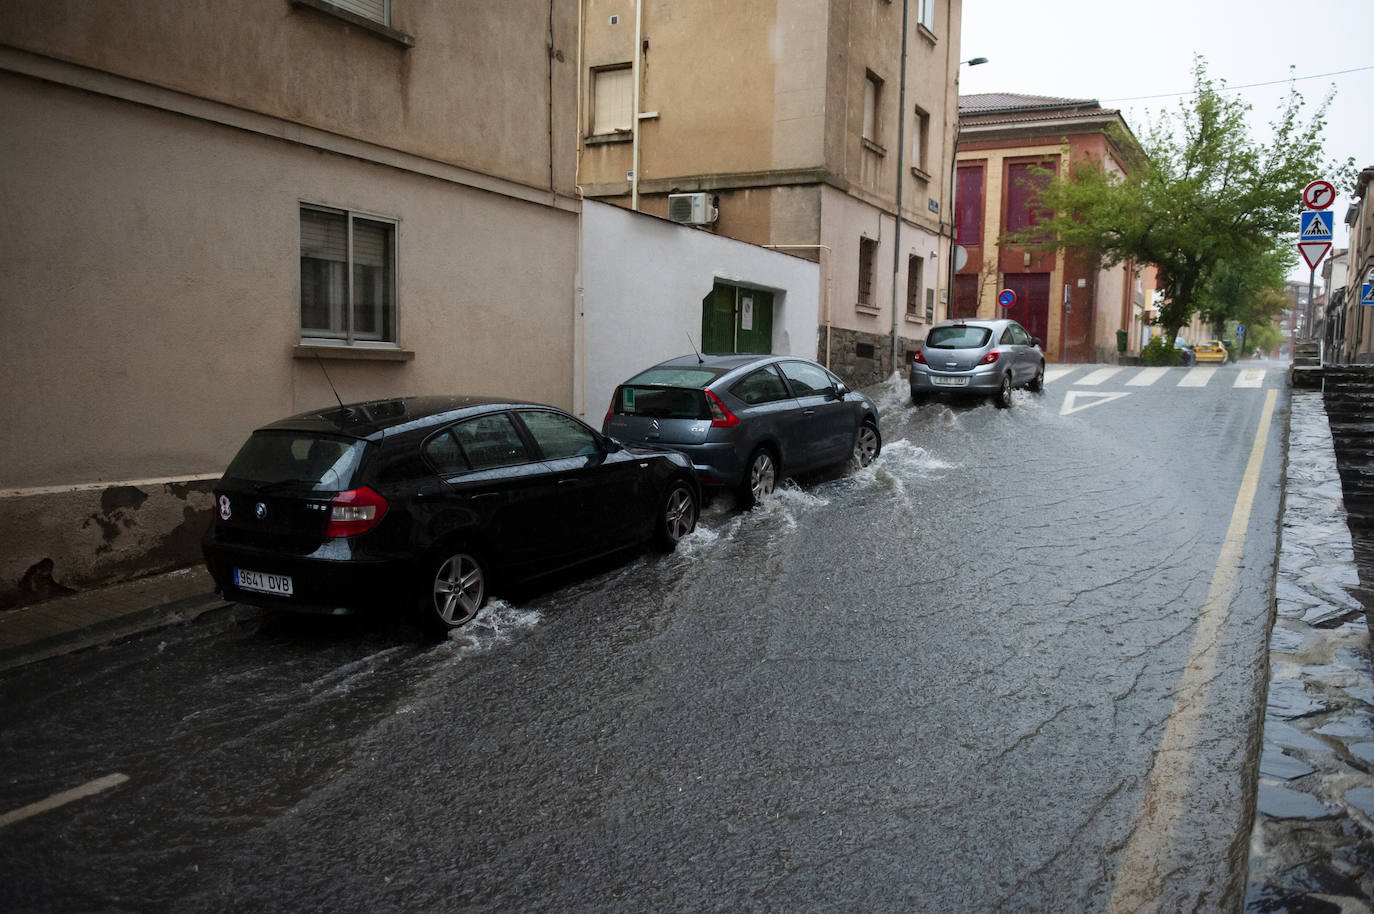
[202,396,700,635]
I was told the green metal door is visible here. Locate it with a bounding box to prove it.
[700,283,773,354]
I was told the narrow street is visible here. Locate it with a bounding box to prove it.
[0,363,1288,912]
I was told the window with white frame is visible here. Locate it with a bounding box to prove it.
[917,0,936,33]
[300,205,397,344]
[592,65,633,135]
[912,105,931,174]
[863,71,883,143]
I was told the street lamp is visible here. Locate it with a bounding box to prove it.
[945,56,988,322]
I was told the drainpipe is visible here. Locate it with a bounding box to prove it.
[766,244,832,368]
[631,0,643,210]
[888,0,911,378]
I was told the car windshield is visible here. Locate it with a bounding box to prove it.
[625,367,727,388]
[223,431,367,491]
[613,385,710,420]
[927,326,993,349]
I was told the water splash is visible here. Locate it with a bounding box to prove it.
[444,601,543,657]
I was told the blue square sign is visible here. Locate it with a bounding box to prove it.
[1301,210,1334,239]
[1363,283,1374,306]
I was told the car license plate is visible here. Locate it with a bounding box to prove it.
[234,568,294,597]
[933,376,969,387]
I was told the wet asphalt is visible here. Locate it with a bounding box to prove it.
[0,365,1291,912]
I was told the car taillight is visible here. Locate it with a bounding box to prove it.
[980,351,1000,365]
[913,349,928,365]
[705,390,740,428]
[605,390,619,422]
[325,486,389,538]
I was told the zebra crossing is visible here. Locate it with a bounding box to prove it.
[1044,364,1275,389]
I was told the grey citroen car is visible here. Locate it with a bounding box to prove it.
[603,354,881,507]
[910,318,1045,408]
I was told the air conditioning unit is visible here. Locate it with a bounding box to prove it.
[668,192,718,225]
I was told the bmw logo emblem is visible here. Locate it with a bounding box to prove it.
[255,502,267,519]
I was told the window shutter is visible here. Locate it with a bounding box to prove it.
[301,209,347,262]
[331,0,388,25]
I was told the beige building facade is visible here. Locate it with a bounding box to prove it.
[579,0,963,385]
[0,1,582,607]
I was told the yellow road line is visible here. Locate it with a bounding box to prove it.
[1107,388,1277,913]
[0,773,130,829]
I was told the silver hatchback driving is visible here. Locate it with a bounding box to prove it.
[909,318,1045,408]
[603,354,881,506]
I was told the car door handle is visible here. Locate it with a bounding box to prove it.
[803,409,816,416]
[557,478,578,486]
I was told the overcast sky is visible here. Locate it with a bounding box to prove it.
[958,0,1372,282]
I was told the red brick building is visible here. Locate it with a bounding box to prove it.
[953,94,1157,362]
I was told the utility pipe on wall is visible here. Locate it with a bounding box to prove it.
[888,0,912,377]
[631,0,643,210]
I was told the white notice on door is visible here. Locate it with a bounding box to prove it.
[741,296,754,331]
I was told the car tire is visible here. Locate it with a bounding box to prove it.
[910,391,925,407]
[655,479,698,551]
[995,373,1014,409]
[417,549,486,637]
[1028,362,1045,393]
[737,446,778,509]
[852,419,881,468]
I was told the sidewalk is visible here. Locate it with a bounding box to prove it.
[0,566,230,672]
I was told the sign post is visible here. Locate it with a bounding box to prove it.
[1299,181,1336,340]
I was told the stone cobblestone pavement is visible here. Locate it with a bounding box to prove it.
[1246,389,1374,911]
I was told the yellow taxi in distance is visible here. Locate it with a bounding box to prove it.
[1194,340,1229,363]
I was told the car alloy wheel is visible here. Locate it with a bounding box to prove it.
[995,373,1014,409]
[853,420,881,467]
[656,481,698,549]
[740,448,777,508]
[427,551,486,631]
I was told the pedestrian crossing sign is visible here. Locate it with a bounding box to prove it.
[1363,283,1374,307]
[1301,210,1334,239]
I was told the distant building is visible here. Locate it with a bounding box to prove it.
[578,0,964,385]
[953,94,1155,362]
[1339,167,1374,362]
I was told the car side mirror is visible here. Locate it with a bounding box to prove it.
[602,435,622,454]
[1031,337,1042,349]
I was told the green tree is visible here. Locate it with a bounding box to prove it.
[1196,247,1292,338]
[1006,58,1353,344]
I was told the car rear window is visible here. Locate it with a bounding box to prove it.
[927,326,993,349]
[223,431,367,491]
[625,367,726,387]
[612,385,709,419]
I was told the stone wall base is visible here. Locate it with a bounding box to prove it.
[0,480,216,611]
[821,326,922,389]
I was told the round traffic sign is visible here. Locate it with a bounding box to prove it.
[1303,180,1336,211]
[998,288,1016,308]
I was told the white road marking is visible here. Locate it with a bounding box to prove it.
[1177,367,1216,387]
[1126,367,1170,387]
[1107,389,1278,912]
[1060,391,1130,415]
[1234,368,1268,388]
[1075,367,1125,386]
[0,773,130,829]
[1044,366,1078,384]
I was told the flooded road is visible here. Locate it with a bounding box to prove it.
[1,366,1288,912]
